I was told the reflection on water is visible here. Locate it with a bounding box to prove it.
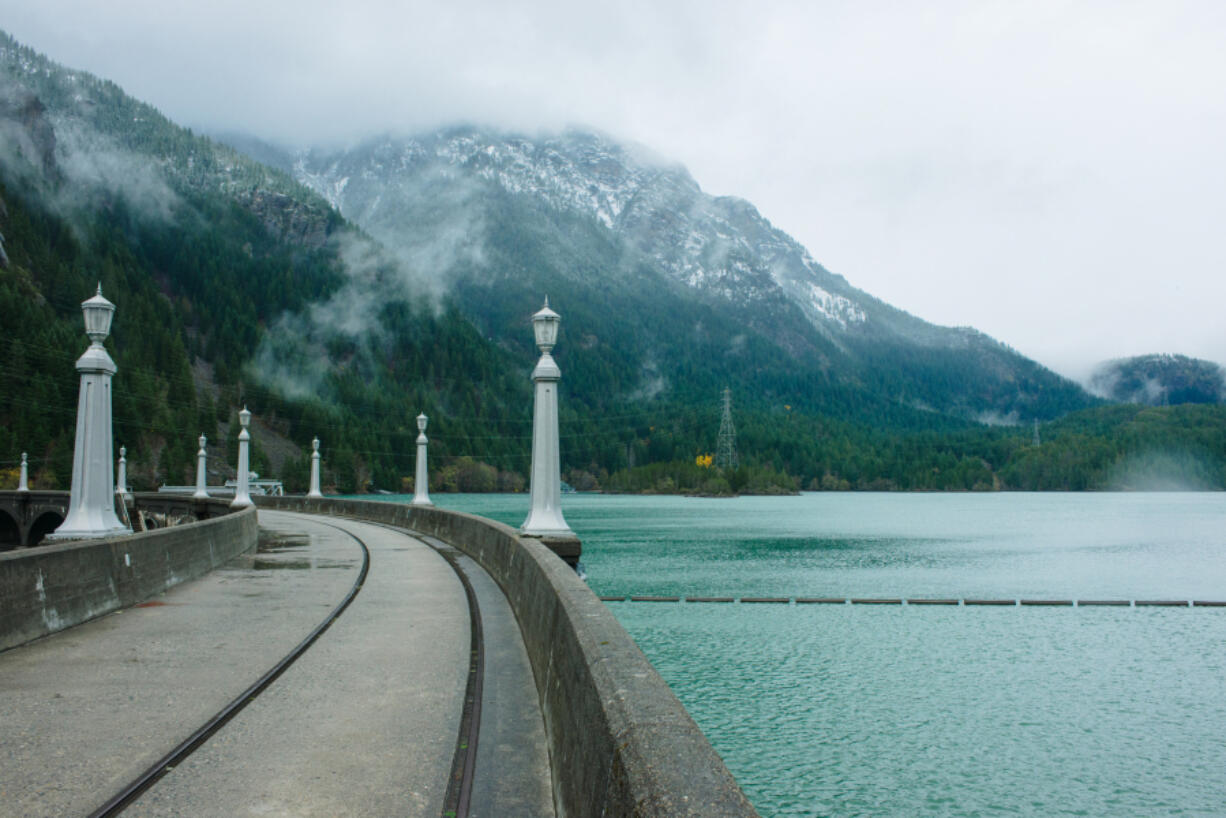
[405,491,1226,816]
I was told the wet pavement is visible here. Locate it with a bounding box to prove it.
[0,510,554,817]
[0,512,361,817]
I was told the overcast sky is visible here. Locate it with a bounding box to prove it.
[4,0,1224,379]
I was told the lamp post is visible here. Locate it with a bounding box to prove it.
[306,437,323,499]
[193,434,209,499]
[411,413,432,507]
[116,446,131,501]
[48,285,130,540]
[521,298,574,539]
[231,407,253,508]
[17,452,28,492]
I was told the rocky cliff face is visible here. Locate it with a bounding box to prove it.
[0,86,56,270]
[0,89,58,181]
[232,188,332,248]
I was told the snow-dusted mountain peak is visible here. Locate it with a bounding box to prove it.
[289,126,885,338]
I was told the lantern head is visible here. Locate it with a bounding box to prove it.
[531,297,561,353]
[82,284,116,344]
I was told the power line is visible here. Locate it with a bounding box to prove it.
[0,384,721,469]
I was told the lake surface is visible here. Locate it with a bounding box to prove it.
[375,492,1226,816]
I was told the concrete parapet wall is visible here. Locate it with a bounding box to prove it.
[0,502,257,652]
[255,495,757,817]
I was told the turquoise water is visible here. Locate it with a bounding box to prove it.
[371,492,1226,815]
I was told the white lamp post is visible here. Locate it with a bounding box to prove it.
[411,413,432,507]
[231,407,253,508]
[17,452,28,492]
[116,446,131,500]
[521,298,574,538]
[193,434,209,499]
[306,437,324,499]
[48,285,130,540]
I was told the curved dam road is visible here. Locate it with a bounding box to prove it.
[0,510,553,817]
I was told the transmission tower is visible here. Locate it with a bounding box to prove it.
[1032,418,1041,447]
[715,387,739,471]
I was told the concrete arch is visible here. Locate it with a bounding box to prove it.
[0,509,19,550]
[27,511,64,547]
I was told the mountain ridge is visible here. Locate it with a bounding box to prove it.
[8,28,1223,495]
[262,125,1094,422]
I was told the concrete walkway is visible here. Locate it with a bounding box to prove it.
[0,510,554,817]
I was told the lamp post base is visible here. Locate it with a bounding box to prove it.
[45,522,131,542]
[520,533,581,569]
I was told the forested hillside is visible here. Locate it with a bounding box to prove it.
[1090,354,1225,406]
[0,31,533,492]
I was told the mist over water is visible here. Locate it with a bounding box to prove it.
[1106,451,1219,492]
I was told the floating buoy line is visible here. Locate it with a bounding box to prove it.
[599,596,1226,608]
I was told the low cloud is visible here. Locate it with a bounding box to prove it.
[1106,450,1216,492]
[628,356,668,401]
[0,92,180,236]
[248,231,404,399]
[247,218,467,400]
[53,118,179,224]
[975,410,1021,427]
